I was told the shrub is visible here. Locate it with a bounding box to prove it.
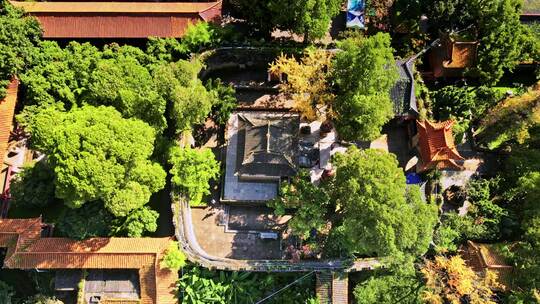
[160,241,187,271]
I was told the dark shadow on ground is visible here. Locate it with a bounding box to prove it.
[330,11,347,40]
[148,181,174,237]
[383,120,414,170]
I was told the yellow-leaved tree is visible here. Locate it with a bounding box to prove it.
[421,255,500,304]
[268,49,334,121]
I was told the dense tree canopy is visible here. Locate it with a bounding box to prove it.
[85,55,167,132]
[0,281,14,304]
[332,33,398,141]
[271,147,438,261]
[0,1,41,99]
[269,170,331,239]
[353,271,424,304]
[153,60,215,135]
[205,78,237,126]
[23,295,64,304]
[331,148,437,260]
[21,41,100,108]
[20,105,166,216]
[419,0,527,84]
[169,146,220,206]
[10,160,56,208]
[512,172,540,292]
[231,0,341,41]
[113,206,159,238]
[421,255,500,304]
[268,49,334,120]
[57,202,114,240]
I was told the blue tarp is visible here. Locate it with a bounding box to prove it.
[347,0,365,29]
[406,172,423,184]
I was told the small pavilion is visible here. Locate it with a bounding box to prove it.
[414,119,464,172]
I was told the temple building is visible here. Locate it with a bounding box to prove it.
[222,111,300,202]
[413,119,464,172]
[9,1,222,39]
[0,218,178,304]
[429,34,478,78]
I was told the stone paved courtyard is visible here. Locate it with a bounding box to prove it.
[190,205,287,260]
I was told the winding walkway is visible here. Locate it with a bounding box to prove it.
[172,197,381,272]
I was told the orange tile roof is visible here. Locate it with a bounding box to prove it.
[443,42,478,69]
[9,1,222,38]
[0,78,19,167]
[0,218,178,304]
[429,36,478,78]
[416,119,464,172]
[10,1,221,14]
[21,237,171,253]
[462,241,514,290]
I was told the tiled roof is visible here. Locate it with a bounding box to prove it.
[21,238,170,254]
[9,1,222,38]
[462,241,514,290]
[523,0,540,15]
[443,42,478,69]
[429,36,478,78]
[0,78,19,166]
[236,112,299,178]
[416,120,464,171]
[390,59,418,117]
[10,1,221,14]
[0,218,178,304]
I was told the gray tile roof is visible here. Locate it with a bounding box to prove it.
[236,112,299,178]
[390,59,418,117]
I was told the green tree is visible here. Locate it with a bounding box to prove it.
[0,281,14,304]
[20,105,166,216]
[168,146,220,206]
[180,21,218,53]
[113,206,159,237]
[354,271,424,304]
[85,55,167,132]
[205,78,237,125]
[160,241,187,271]
[153,60,215,134]
[513,172,540,291]
[0,1,41,99]
[231,0,341,41]
[21,42,170,133]
[331,148,438,260]
[332,33,398,141]
[423,0,525,84]
[57,202,114,240]
[10,160,56,208]
[269,170,330,239]
[23,295,64,304]
[270,147,438,261]
[146,37,186,63]
[21,41,101,108]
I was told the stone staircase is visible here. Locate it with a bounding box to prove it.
[316,272,348,304]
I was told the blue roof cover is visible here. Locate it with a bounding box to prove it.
[347,0,365,28]
[406,172,423,184]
